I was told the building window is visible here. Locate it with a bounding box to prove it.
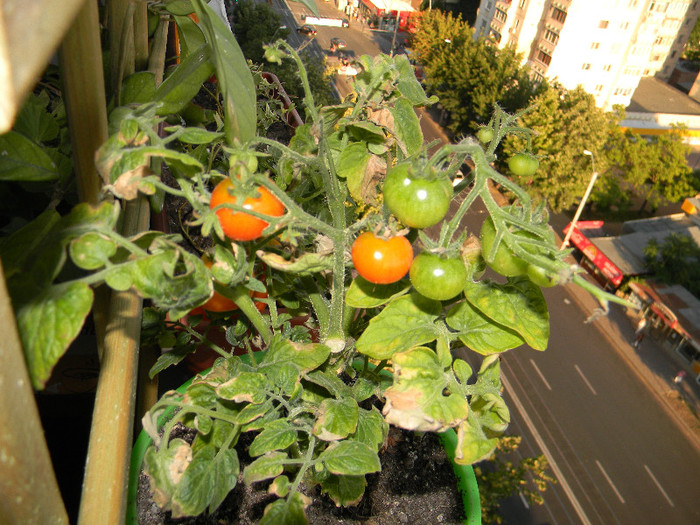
[628,0,637,6]
[591,42,600,49]
[490,28,502,42]
[494,8,507,22]
[603,64,612,71]
[544,29,560,44]
[595,84,604,92]
[519,0,526,7]
[671,50,677,58]
[537,50,553,65]
[582,63,592,70]
[654,36,664,45]
[599,20,609,29]
[551,7,567,23]
[620,22,630,30]
[652,54,661,61]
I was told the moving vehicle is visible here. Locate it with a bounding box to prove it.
[297,25,317,36]
[330,37,347,51]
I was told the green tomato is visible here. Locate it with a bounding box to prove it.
[479,217,531,277]
[507,153,539,177]
[409,253,467,301]
[383,163,453,229]
[477,127,494,144]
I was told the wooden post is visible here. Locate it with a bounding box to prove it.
[0,260,69,525]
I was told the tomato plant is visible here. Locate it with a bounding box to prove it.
[409,252,467,301]
[383,163,452,229]
[351,232,414,284]
[210,177,284,241]
[507,153,539,177]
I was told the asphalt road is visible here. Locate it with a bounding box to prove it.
[267,1,700,522]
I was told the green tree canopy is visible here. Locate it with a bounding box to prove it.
[411,11,536,134]
[605,124,699,214]
[501,84,615,213]
[232,1,336,112]
[644,233,700,298]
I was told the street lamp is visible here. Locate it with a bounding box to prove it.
[560,150,598,249]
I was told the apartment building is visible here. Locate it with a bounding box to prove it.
[474,0,700,110]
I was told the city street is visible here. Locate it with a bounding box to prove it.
[264,1,700,523]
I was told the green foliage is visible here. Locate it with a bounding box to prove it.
[501,84,614,213]
[683,16,700,62]
[411,11,537,134]
[644,233,700,298]
[475,436,557,525]
[606,124,698,214]
[232,0,290,64]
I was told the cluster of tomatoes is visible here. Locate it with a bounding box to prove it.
[351,161,468,302]
[205,144,551,313]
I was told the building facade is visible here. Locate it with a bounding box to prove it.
[474,0,700,110]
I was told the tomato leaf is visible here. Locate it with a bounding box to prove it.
[318,474,367,508]
[120,71,156,105]
[244,451,288,484]
[313,397,359,441]
[454,356,510,464]
[345,276,410,308]
[154,44,216,116]
[356,292,441,360]
[352,407,388,450]
[249,419,298,456]
[16,282,93,389]
[0,131,61,181]
[192,0,256,144]
[259,492,311,525]
[390,97,423,156]
[383,347,469,432]
[318,441,381,476]
[446,300,526,355]
[463,278,549,351]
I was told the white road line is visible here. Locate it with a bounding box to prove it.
[595,460,625,504]
[529,358,552,391]
[644,465,675,508]
[501,372,593,525]
[518,490,530,509]
[574,364,597,395]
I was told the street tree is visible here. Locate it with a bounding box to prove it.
[605,124,699,214]
[232,0,336,109]
[644,232,700,298]
[411,11,536,134]
[500,84,614,213]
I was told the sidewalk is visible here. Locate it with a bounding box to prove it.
[561,270,700,450]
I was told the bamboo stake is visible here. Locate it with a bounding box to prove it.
[77,197,150,525]
[0,259,69,525]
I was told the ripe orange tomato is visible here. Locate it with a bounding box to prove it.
[210,178,284,241]
[351,232,413,284]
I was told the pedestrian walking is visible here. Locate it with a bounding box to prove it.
[673,370,687,384]
[633,316,647,348]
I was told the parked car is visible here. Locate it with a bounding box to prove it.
[330,37,347,51]
[297,25,317,36]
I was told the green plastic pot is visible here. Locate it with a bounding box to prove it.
[126,352,481,524]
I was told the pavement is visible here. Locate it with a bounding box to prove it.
[332,71,700,452]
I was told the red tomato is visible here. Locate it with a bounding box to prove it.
[351,232,413,284]
[210,178,284,241]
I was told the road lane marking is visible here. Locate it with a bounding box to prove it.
[529,359,552,391]
[518,490,530,509]
[574,364,597,395]
[501,372,593,525]
[595,460,625,504]
[644,465,675,507]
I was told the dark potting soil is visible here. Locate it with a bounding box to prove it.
[136,427,465,525]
